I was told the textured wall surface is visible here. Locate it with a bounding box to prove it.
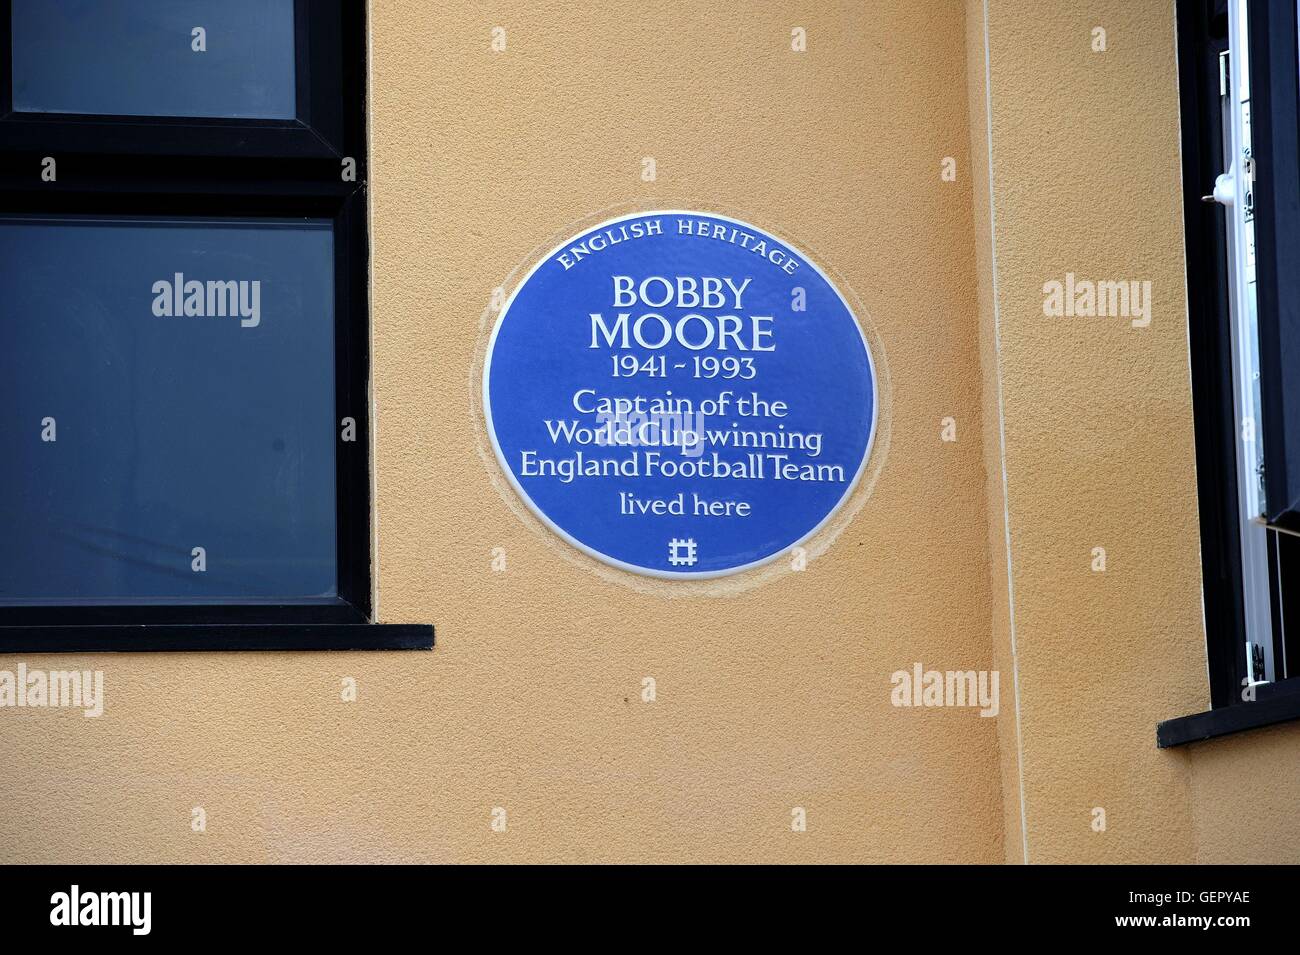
[969,0,1205,864]
[965,0,1026,865]
[1187,721,1300,863]
[0,1,1003,863]
[5,0,1289,866]
[970,0,1300,864]
[365,0,1002,863]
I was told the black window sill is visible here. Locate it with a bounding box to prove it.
[0,623,433,653]
[1158,677,1300,747]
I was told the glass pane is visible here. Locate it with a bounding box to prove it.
[0,216,337,604]
[11,0,296,119]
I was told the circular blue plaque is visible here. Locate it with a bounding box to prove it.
[484,210,877,578]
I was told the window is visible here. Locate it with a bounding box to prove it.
[0,1,431,651]
[1163,0,1300,743]
[12,0,297,119]
[1,216,337,604]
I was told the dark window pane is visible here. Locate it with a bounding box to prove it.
[0,215,337,604]
[11,0,296,119]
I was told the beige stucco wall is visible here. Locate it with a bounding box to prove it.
[3,0,1296,865]
[969,0,1300,864]
[366,0,1002,863]
[0,0,1004,863]
[969,0,1204,864]
[1184,721,1300,863]
[965,0,1027,865]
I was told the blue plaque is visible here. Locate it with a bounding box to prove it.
[483,211,877,578]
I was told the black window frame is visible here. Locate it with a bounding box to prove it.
[0,0,431,651]
[1162,0,1299,744]
[0,0,358,160]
